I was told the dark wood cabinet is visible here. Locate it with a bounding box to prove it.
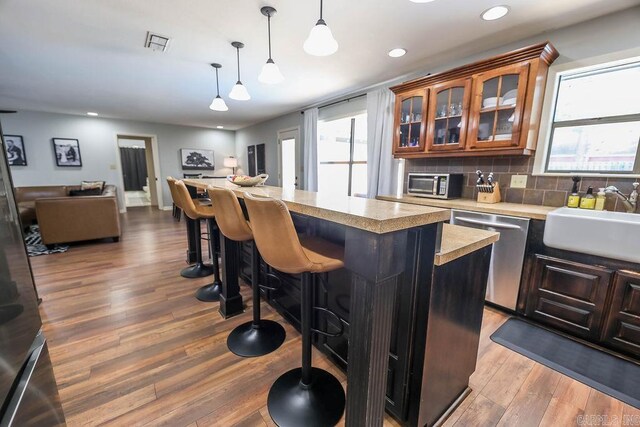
[601,271,640,357]
[391,42,558,158]
[525,255,613,341]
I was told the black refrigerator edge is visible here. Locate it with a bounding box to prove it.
[0,114,66,426]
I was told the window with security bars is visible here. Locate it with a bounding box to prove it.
[545,60,640,174]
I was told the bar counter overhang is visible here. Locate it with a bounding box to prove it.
[183,179,498,427]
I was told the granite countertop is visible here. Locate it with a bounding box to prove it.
[377,194,555,220]
[184,179,451,234]
[435,224,499,266]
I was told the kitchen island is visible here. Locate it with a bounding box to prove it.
[184,179,498,427]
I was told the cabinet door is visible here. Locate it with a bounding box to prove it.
[468,63,529,150]
[525,255,612,340]
[393,89,428,154]
[601,271,640,357]
[426,78,471,152]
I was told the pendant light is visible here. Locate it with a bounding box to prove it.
[258,6,284,84]
[209,63,228,111]
[229,41,251,101]
[304,0,338,56]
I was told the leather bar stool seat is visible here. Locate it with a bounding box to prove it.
[243,193,345,427]
[208,187,286,357]
[168,177,214,279]
[172,180,222,302]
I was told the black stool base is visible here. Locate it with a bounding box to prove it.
[195,281,222,302]
[227,320,286,357]
[180,262,213,278]
[267,367,345,427]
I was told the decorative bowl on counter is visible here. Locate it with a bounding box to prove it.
[227,174,269,187]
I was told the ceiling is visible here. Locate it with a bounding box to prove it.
[0,0,637,130]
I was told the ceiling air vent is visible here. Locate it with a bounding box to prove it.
[144,32,170,52]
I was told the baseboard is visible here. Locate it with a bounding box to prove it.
[161,206,173,211]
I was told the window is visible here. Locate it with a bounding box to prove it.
[544,59,640,174]
[318,112,367,197]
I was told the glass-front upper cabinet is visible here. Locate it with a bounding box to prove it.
[468,63,529,149]
[426,78,472,151]
[393,89,428,154]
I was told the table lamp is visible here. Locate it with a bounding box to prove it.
[224,156,238,175]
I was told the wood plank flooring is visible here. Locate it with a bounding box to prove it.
[31,208,639,426]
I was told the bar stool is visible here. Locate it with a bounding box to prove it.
[208,187,286,357]
[166,176,182,221]
[243,193,345,427]
[173,180,222,302]
[167,177,214,279]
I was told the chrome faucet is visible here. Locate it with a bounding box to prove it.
[605,182,639,213]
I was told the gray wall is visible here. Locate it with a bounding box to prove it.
[234,112,303,186]
[324,6,640,102]
[1,110,236,209]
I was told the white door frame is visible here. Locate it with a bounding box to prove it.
[114,133,163,212]
[277,126,300,187]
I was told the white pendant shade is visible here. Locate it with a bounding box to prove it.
[259,59,284,84]
[229,81,251,101]
[209,95,228,111]
[304,22,338,56]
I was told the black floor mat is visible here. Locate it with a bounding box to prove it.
[491,318,640,409]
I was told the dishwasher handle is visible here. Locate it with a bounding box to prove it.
[454,216,522,230]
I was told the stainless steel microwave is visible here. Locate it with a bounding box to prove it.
[407,173,464,199]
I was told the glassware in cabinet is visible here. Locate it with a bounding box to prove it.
[393,89,428,153]
[426,78,471,151]
[469,63,529,149]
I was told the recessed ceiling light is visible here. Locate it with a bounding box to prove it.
[409,0,436,3]
[217,126,224,129]
[87,112,98,116]
[481,5,510,21]
[388,48,407,58]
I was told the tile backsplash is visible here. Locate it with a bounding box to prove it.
[404,156,639,212]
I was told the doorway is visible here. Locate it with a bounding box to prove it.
[116,135,162,210]
[277,127,300,188]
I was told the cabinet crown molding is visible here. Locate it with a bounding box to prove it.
[390,42,558,94]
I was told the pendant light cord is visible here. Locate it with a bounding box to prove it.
[267,13,272,60]
[215,67,220,95]
[236,46,241,81]
[320,0,323,20]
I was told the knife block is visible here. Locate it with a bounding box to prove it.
[477,183,501,204]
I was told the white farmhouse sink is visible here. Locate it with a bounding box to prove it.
[544,207,640,263]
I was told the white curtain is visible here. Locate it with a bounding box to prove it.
[367,89,401,198]
[303,107,319,191]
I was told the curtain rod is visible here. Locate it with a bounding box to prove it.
[301,93,366,114]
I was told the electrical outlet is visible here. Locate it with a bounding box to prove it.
[109,164,117,170]
[510,175,528,189]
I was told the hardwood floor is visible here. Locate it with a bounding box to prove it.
[31,208,639,426]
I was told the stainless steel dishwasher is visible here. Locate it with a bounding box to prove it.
[450,209,530,310]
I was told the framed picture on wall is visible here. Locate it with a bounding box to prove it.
[181,148,215,170]
[247,145,256,176]
[3,135,27,166]
[52,138,82,167]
